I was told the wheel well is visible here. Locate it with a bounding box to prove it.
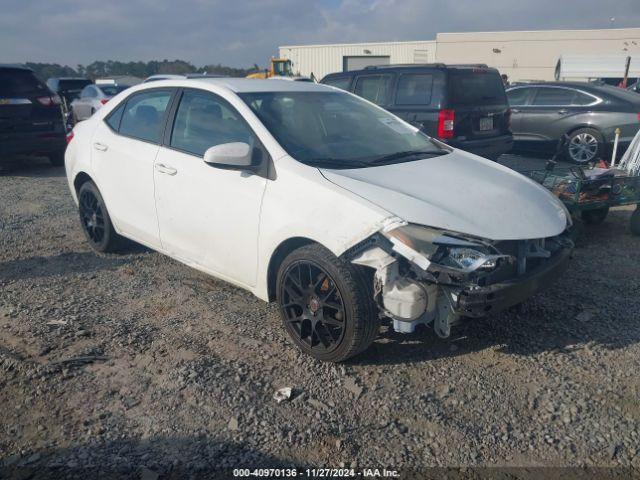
[565,125,605,142]
[73,172,93,193]
[266,237,316,301]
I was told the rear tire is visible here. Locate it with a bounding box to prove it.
[581,207,609,225]
[276,244,379,362]
[48,150,65,166]
[77,181,122,253]
[564,128,604,164]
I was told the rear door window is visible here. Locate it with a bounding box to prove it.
[449,70,508,107]
[395,74,433,105]
[118,90,173,144]
[323,76,352,91]
[0,69,47,96]
[531,88,576,106]
[354,75,392,105]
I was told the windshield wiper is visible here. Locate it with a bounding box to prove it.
[305,158,371,169]
[369,150,446,165]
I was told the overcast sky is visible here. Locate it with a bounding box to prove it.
[1,0,639,68]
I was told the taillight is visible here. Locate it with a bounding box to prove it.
[36,95,62,106]
[637,113,640,122]
[437,109,455,139]
[66,130,74,144]
[100,99,109,105]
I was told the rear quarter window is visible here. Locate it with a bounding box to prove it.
[323,76,352,91]
[395,73,433,105]
[506,88,531,106]
[354,75,392,105]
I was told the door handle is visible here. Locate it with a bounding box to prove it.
[155,163,177,176]
[557,109,569,114]
[93,142,108,151]
[510,108,520,113]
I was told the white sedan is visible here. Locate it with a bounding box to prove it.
[65,79,573,362]
[70,83,131,122]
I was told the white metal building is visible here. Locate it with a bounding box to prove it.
[279,40,436,80]
[279,28,640,81]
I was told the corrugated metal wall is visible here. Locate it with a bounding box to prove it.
[280,28,640,82]
[279,41,436,79]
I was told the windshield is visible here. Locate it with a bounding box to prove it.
[239,91,444,168]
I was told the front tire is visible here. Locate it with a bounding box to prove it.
[77,181,122,253]
[564,128,604,164]
[276,244,379,362]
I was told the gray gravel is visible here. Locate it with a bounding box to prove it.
[1,154,639,478]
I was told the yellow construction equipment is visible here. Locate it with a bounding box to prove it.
[246,58,293,79]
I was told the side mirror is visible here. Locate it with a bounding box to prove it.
[203,142,253,170]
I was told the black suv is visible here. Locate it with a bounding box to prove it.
[321,64,513,160]
[0,65,67,166]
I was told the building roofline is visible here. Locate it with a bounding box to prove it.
[280,27,640,50]
[280,39,436,49]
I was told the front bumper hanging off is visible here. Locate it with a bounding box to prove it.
[455,244,572,318]
[349,230,573,337]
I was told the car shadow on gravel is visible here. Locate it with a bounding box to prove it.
[353,303,640,367]
[0,155,65,178]
[0,252,132,282]
[1,435,306,480]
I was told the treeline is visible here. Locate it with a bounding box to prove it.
[24,60,259,81]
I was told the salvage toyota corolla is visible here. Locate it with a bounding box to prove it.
[65,78,573,362]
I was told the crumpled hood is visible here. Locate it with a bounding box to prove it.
[320,150,568,241]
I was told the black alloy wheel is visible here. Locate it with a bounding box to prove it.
[280,260,346,353]
[276,244,380,362]
[77,181,121,253]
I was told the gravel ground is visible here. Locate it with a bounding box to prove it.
[1,154,639,479]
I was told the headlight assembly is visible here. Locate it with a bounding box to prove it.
[384,224,511,274]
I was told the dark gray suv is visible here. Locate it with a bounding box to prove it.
[321,64,513,160]
[506,82,640,164]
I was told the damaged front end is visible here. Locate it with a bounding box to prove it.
[345,221,574,338]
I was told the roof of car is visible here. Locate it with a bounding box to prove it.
[508,81,596,88]
[142,77,332,93]
[0,64,32,71]
[322,63,495,78]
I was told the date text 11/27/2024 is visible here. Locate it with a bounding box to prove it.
[233,468,401,477]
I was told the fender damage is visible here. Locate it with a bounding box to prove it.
[344,222,574,338]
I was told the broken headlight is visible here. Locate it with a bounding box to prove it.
[384,224,510,273]
[447,247,499,271]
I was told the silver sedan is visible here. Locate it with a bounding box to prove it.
[71,84,130,122]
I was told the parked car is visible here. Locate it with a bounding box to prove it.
[46,77,92,130]
[0,64,66,165]
[506,82,640,164]
[71,84,131,121]
[46,77,92,107]
[65,79,572,362]
[320,64,513,160]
